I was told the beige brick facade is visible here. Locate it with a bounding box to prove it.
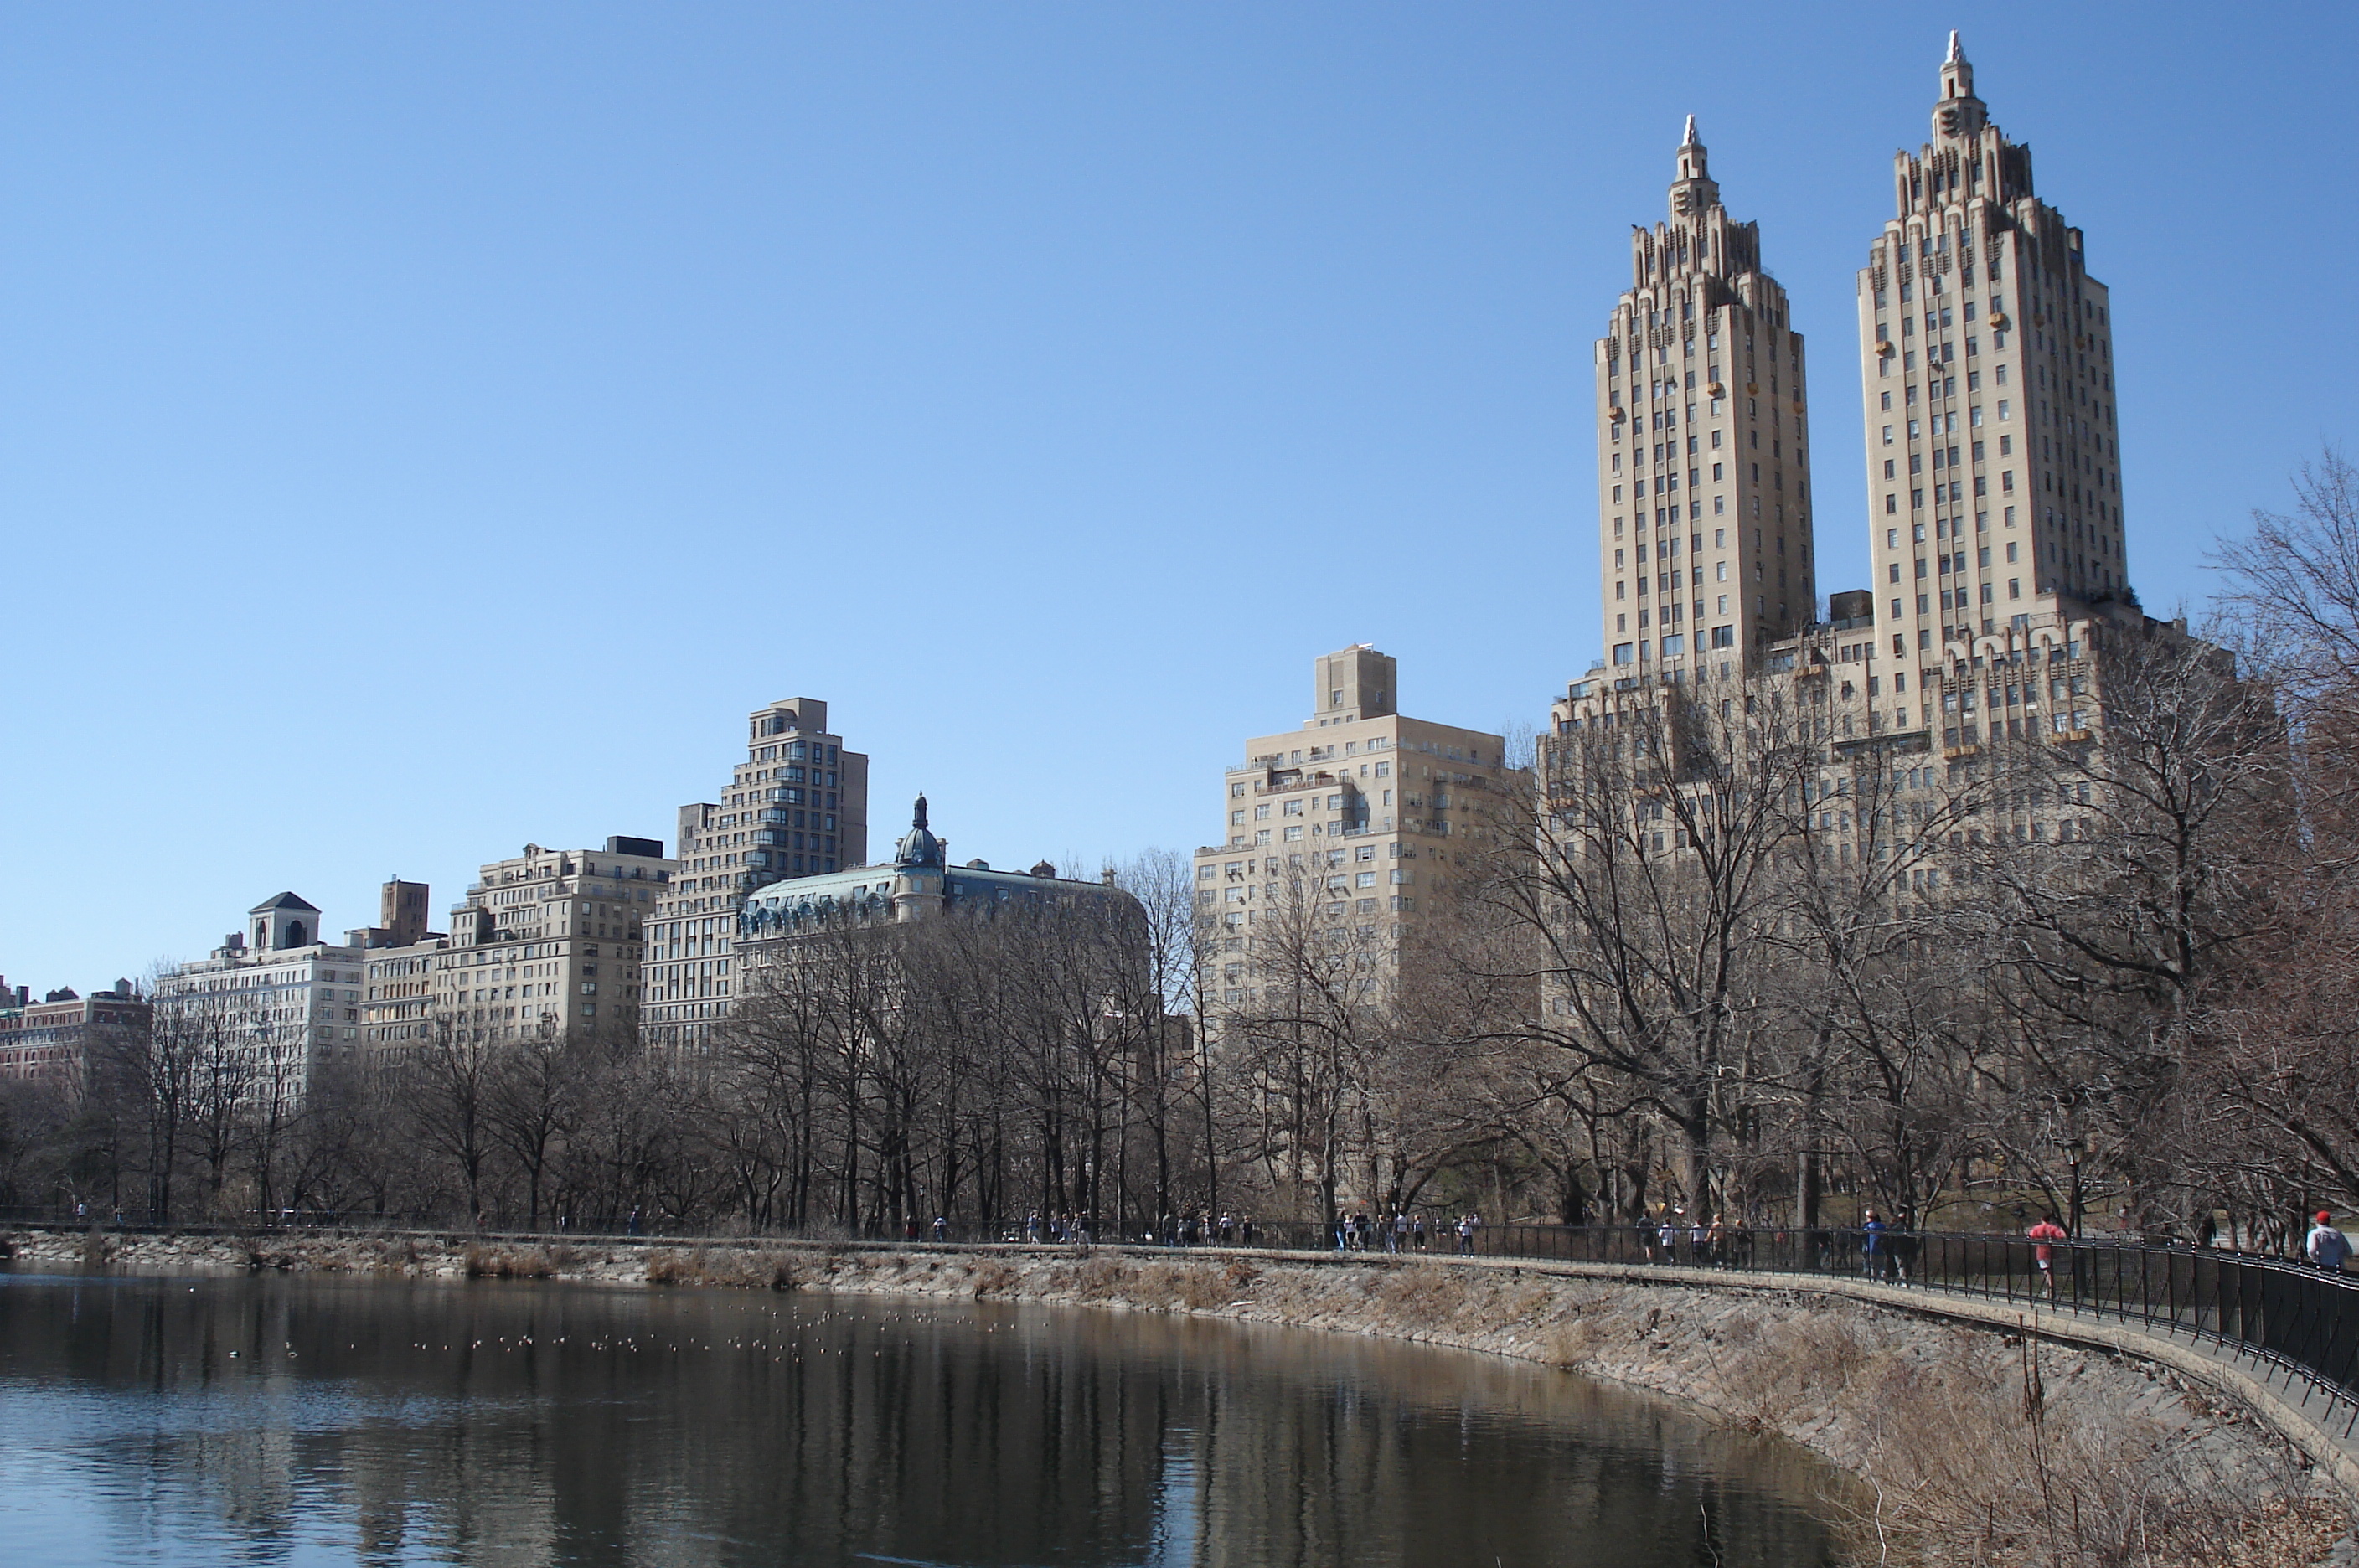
[1596,118,1817,683]
[643,697,871,1052]
[361,841,676,1053]
[1194,647,1518,1011]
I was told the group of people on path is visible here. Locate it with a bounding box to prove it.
[1154,1212,1254,1247]
[958,1204,2359,1292]
[1021,1211,1097,1246]
[1639,1210,1788,1270]
[1331,1212,1484,1254]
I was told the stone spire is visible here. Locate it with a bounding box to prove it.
[1934,32,1987,141]
[1669,116,1718,219]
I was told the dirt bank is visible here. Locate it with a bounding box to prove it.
[8,1228,2350,1566]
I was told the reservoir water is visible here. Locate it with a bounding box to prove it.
[0,1268,1846,1566]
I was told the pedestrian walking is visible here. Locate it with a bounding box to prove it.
[2308,1211,2352,1272]
[2027,1213,2068,1299]
[1412,1215,1427,1250]
[1889,1208,1918,1285]
[1861,1210,1887,1279]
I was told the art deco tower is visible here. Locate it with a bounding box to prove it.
[1594,119,1816,680]
[1857,34,2129,661]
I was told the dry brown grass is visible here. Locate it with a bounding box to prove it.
[1164,1265,1231,1312]
[644,1248,805,1291]
[1073,1259,1128,1301]
[463,1246,555,1280]
[1700,1314,2341,1568]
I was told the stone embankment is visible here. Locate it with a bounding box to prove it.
[7,1227,2351,1567]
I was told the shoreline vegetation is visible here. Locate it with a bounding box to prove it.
[5,1227,2351,1568]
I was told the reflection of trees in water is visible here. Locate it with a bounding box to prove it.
[3,1277,1840,1566]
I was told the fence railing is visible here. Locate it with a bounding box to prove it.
[1245,1219,2359,1427]
[8,1208,2357,1428]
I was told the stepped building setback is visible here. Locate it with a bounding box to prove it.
[643,697,872,1051]
[1597,116,1816,678]
[1548,36,2183,891]
[1861,32,2129,669]
[357,840,674,1055]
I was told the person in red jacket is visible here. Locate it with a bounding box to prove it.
[2027,1214,2069,1300]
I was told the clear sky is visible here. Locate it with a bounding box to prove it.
[4,3,2352,989]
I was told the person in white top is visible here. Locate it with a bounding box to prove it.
[2306,1211,2351,1271]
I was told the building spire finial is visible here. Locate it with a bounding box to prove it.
[1668,116,1716,218]
[1933,28,1984,137]
[1682,113,1698,147]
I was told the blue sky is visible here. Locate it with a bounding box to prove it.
[4,3,2352,988]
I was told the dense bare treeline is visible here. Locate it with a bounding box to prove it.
[3,456,2356,1247]
[0,859,1209,1235]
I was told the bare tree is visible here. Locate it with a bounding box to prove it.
[1473,678,1808,1216]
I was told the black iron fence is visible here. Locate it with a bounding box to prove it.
[9,1208,2357,1426]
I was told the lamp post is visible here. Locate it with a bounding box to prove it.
[2058,1135,2088,1237]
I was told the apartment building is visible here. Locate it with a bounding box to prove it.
[1860,34,2129,668]
[643,697,872,1051]
[1194,647,1520,1012]
[737,794,1138,950]
[363,838,675,1052]
[344,879,431,952]
[0,980,148,1086]
[152,894,368,1096]
[1547,38,2173,889]
[1598,117,1817,679]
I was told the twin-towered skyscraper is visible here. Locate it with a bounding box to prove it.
[1592,34,2129,683]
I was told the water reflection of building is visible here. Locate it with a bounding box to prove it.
[13,1280,1844,1567]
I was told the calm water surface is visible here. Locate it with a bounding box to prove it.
[0,1268,1847,1566]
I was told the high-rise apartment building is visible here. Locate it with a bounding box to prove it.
[1194,647,1519,1013]
[643,697,872,1051]
[388,838,674,1050]
[1550,38,2162,899]
[153,894,368,1097]
[358,844,672,1054]
[1858,34,2129,663]
[1598,118,1816,679]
